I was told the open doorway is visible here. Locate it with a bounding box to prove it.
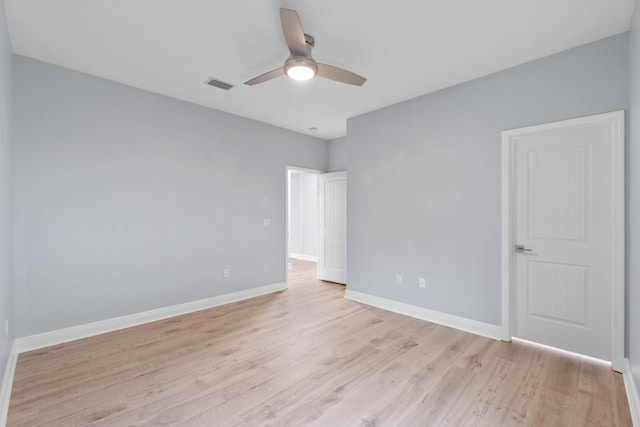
[286,167,321,287]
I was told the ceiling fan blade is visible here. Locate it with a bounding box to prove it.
[244,68,284,86]
[317,64,367,86]
[280,8,308,57]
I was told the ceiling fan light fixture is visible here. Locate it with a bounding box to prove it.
[284,57,318,81]
[287,65,315,80]
[244,9,366,87]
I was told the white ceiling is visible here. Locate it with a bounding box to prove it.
[5,0,635,140]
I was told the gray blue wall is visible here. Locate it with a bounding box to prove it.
[11,56,327,337]
[629,0,640,399]
[346,33,629,326]
[327,137,347,172]
[0,0,13,380]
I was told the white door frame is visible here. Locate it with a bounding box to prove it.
[285,165,323,287]
[501,111,625,372]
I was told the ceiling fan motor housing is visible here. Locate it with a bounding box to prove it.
[304,34,315,48]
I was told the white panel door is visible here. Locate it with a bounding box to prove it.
[318,171,347,284]
[512,115,619,361]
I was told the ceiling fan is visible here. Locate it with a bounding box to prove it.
[244,8,367,87]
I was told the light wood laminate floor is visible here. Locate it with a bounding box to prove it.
[8,259,632,426]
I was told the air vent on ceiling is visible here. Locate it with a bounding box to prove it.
[205,77,234,91]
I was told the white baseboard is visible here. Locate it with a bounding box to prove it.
[15,282,287,353]
[344,289,503,341]
[289,253,318,263]
[625,358,640,427]
[0,341,17,427]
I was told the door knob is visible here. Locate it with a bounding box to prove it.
[515,245,533,253]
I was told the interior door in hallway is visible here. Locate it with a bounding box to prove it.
[318,171,347,284]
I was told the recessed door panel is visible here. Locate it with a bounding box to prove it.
[528,145,588,241]
[527,261,588,326]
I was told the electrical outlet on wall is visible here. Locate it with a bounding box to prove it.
[419,277,426,288]
[223,268,230,278]
[396,274,403,285]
